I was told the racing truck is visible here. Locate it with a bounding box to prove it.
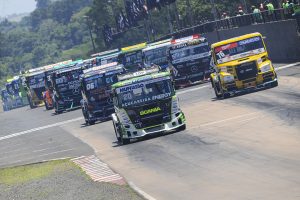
[24,67,46,108]
[11,76,29,106]
[142,39,171,70]
[6,78,23,108]
[111,66,186,145]
[1,89,13,111]
[80,62,125,125]
[118,43,147,72]
[51,64,83,114]
[94,49,120,66]
[168,34,211,87]
[210,32,278,99]
[43,60,74,110]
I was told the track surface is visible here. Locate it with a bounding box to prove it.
[1,63,300,200]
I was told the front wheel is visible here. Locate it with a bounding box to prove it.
[113,120,121,143]
[213,81,223,99]
[120,135,130,145]
[177,124,186,131]
[55,102,62,114]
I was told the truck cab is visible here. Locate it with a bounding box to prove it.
[43,60,74,110]
[94,49,120,66]
[1,89,13,111]
[52,65,83,114]
[168,34,211,87]
[24,67,46,108]
[80,62,125,125]
[117,43,147,72]
[111,66,186,145]
[142,39,171,70]
[210,32,278,98]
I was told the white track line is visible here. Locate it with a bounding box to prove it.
[275,62,300,71]
[128,182,157,200]
[0,117,83,141]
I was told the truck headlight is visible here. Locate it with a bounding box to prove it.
[220,66,228,72]
[223,75,234,83]
[260,64,272,73]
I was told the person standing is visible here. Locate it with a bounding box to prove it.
[265,1,275,21]
[252,5,263,23]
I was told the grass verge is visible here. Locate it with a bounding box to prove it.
[0,159,73,186]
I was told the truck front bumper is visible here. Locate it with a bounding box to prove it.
[121,112,186,140]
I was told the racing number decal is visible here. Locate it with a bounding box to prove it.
[86,82,95,91]
[216,51,225,59]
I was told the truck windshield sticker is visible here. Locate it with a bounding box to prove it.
[116,78,173,108]
[214,36,265,64]
[170,43,210,64]
[28,74,45,89]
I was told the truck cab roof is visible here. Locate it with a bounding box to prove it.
[112,67,170,89]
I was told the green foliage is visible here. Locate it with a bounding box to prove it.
[0,0,93,86]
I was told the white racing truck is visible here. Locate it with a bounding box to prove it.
[111,67,186,145]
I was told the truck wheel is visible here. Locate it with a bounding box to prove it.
[88,120,96,125]
[44,100,50,110]
[272,80,278,87]
[120,135,130,145]
[113,120,121,143]
[55,102,62,114]
[82,108,89,124]
[178,124,186,131]
[213,81,223,99]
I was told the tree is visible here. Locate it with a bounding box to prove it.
[36,0,51,9]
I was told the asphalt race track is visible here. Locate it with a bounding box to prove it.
[0,63,299,200]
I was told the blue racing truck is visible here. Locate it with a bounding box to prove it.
[142,39,171,70]
[52,64,83,114]
[80,62,125,125]
[1,89,13,111]
[118,43,147,72]
[168,34,211,87]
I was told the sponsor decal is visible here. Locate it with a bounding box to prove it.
[119,83,144,93]
[122,92,171,107]
[215,43,238,53]
[140,107,161,116]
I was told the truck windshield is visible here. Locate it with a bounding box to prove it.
[27,73,45,89]
[169,42,210,64]
[214,36,265,64]
[84,74,118,95]
[54,69,81,95]
[100,55,118,65]
[144,46,168,66]
[121,51,143,67]
[116,78,173,108]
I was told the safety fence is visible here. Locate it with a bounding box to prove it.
[156,8,298,41]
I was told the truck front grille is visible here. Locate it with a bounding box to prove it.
[236,62,258,81]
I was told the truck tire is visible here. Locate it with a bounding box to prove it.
[44,100,51,110]
[213,81,223,99]
[113,120,121,143]
[178,124,186,131]
[120,135,130,145]
[55,102,62,114]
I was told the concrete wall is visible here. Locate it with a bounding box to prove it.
[202,20,300,63]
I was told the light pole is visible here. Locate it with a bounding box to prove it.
[186,0,194,26]
[83,15,96,53]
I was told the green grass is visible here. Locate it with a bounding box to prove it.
[61,43,91,60]
[0,159,75,186]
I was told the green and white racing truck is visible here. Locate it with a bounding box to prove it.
[111,67,186,145]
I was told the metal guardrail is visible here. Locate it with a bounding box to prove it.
[155,8,298,41]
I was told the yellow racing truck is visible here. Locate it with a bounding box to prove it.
[210,32,278,98]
